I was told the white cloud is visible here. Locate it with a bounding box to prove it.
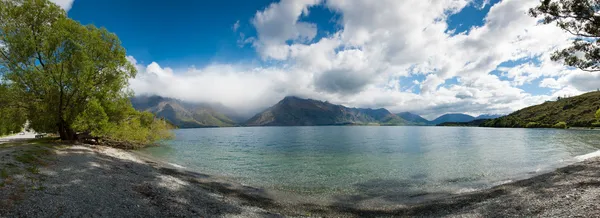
[128,57,313,117]
[129,0,600,119]
[540,78,562,89]
[50,0,75,11]
[251,0,321,60]
[232,20,240,32]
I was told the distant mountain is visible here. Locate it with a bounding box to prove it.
[475,114,503,120]
[430,113,476,125]
[245,96,408,126]
[396,112,431,125]
[483,91,600,128]
[131,95,238,128]
[437,119,491,127]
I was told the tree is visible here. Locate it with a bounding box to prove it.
[0,84,26,135]
[596,108,600,121]
[530,0,600,71]
[0,0,171,144]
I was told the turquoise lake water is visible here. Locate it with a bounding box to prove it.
[140,126,600,202]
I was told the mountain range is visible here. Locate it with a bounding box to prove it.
[131,95,502,128]
[395,112,430,125]
[395,112,502,126]
[245,96,407,126]
[131,96,240,128]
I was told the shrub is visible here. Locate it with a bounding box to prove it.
[553,121,568,129]
[100,111,174,149]
[526,122,540,128]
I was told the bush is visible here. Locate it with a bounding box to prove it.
[553,121,568,129]
[526,122,540,128]
[100,111,174,149]
[592,122,600,127]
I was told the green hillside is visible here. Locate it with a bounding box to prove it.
[483,91,600,128]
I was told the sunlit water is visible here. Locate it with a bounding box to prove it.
[139,126,600,203]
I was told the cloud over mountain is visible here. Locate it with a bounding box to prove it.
[127,0,600,119]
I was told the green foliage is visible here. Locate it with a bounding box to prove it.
[101,111,173,149]
[72,99,109,136]
[596,108,600,121]
[0,0,172,146]
[530,0,600,71]
[526,122,540,128]
[0,0,137,140]
[553,121,568,129]
[483,91,600,128]
[0,85,26,136]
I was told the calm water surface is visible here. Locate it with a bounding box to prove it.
[140,126,600,202]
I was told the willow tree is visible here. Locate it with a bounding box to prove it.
[530,0,600,71]
[0,84,26,135]
[0,0,171,143]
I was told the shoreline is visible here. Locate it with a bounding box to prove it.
[112,147,600,217]
[3,141,600,216]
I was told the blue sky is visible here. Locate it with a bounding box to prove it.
[54,0,598,118]
[68,0,500,69]
[68,0,267,67]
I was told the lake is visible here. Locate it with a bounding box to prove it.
[139,126,600,204]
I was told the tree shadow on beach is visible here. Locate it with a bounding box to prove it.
[4,145,283,217]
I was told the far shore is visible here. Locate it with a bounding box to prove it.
[2,137,600,217]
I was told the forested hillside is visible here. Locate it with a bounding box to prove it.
[483,91,600,128]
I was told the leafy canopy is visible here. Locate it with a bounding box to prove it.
[0,84,26,136]
[0,0,172,145]
[530,0,600,71]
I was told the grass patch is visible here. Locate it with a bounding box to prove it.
[0,168,16,188]
[15,153,39,165]
[25,166,39,174]
[0,169,8,179]
[0,143,18,148]
[14,147,53,168]
[0,141,58,194]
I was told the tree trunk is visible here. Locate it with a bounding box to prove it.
[58,120,76,141]
[58,121,67,140]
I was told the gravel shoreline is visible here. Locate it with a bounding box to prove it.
[2,141,600,217]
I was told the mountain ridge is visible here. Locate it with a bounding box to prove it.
[131,95,508,128]
[245,96,408,126]
[131,95,238,128]
[430,113,476,125]
[396,112,432,125]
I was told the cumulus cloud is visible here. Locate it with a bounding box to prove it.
[128,0,600,119]
[251,0,321,60]
[50,0,75,11]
